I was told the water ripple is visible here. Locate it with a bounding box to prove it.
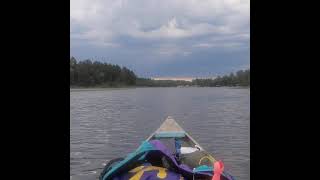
[71,87,250,180]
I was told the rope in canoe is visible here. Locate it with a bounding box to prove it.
[198,155,215,165]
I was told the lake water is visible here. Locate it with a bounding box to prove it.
[70,87,250,180]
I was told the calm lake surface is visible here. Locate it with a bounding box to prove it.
[70,87,250,180]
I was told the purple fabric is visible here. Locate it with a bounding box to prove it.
[113,162,182,180]
[149,140,172,155]
[113,140,216,180]
[149,140,207,175]
[113,167,182,180]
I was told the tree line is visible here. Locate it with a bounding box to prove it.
[70,57,137,87]
[70,57,249,87]
[191,69,250,87]
[136,78,191,87]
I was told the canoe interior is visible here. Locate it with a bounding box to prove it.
[147,116,216,168]
[99,116,235,180]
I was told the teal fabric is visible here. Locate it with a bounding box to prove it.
[194,165,236,180]
[102,141,155,180]
[138,152,148,161]
[154,132,185,138]
[193,165,213,172]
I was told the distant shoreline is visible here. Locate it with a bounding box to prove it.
[70,86,249,91]
[70,58,249,88]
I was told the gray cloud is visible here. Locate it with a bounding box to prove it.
[70,0,250,77]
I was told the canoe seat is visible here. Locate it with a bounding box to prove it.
[154,132,186,138]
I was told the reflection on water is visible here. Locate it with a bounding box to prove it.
[70,87,250,179]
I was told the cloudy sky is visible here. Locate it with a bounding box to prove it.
[70,0,250,78]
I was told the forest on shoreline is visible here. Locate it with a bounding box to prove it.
[70,57,250,87]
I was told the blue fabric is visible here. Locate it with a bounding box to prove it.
[174,138,181,158]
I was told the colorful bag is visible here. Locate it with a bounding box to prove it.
[113,163,184,180]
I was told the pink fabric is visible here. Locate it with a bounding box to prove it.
[212,160,224,180]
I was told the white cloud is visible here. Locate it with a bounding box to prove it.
[129,17,238,40]
[193,43,214,48]
[182,51,192,56]
[132,18,191,39]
